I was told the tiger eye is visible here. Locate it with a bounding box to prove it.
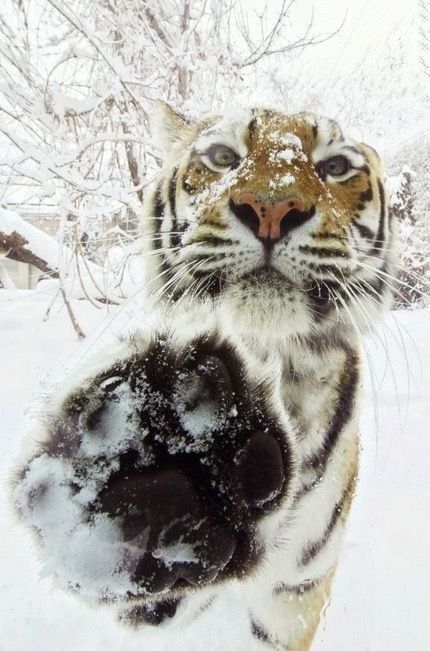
[206,144,239,168]
[324,155,350,176]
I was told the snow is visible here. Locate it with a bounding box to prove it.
[152,538,199,567]
[175,397,220,444]
[15,454,135,600]
[269,173,297,191]
[0,260,16,289]
[172,370,224,447]
[0,289,429,650]
[79,380,144,458]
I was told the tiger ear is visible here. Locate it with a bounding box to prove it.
[150,100,190,154]
[360,142,381,162]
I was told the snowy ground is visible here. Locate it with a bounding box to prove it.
[0,289,429,650]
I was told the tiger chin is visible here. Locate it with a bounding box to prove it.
[13,103,397,650]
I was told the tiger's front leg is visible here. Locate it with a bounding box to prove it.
[14,332,294,627]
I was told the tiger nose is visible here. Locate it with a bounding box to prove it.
[236,193,308,242]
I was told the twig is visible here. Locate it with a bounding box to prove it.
[59,284,85,339]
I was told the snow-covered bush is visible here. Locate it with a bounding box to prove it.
[387,135,430,309]
[0,1,320,307]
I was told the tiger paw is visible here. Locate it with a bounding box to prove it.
[14,333,291,610]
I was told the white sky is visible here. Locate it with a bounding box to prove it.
[235,0,427,153]
[245,0,418,69]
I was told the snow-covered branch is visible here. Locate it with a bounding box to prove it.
[0,208,60,276]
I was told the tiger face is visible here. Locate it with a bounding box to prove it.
[144,104,397,341]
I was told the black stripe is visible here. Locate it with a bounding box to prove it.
[168,167,180,248]
[274,579,319,595]
[199,128,221,138]
[299,473,356,566]
[152,184,173,281]
[307,280,344,319]
[205,276,224,297]
[352,274,385,298]
[342,145,361,156]
[248,116,258,141]
[182,175,194,194]
[359,186,373,203]
[293,477,320,502]
[152,183,164,245]
[191,267,224,279]
[169,273,223,301]
[125,597,181,625]
[299,245,349,259]
[302,348,359,474]
[251,620,274,646]
[371,179,386,253]
[352,217,374,240]
[188,236,235,248]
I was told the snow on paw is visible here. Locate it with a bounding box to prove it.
[14,332,293,615]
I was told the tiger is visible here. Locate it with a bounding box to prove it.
[13,103,397,650]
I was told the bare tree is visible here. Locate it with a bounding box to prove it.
[0,0,342,321]
[388,155,430,309]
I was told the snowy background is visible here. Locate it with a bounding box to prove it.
[1,0,430,649]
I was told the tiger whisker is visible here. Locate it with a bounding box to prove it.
[152,254,221,303]
[357,251,430,292]
[152,259,205,302]
[354,260,430,307]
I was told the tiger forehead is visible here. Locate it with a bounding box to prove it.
[196,110,335,159]
[246,111,321,157]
